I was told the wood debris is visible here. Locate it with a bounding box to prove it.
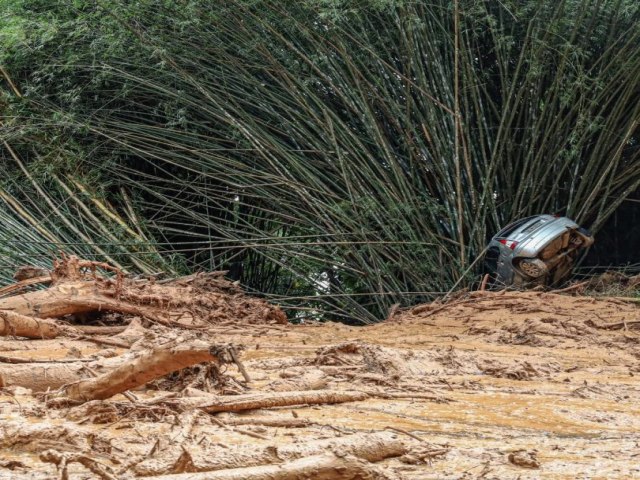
[0,258,639,478]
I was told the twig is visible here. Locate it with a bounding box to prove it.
[229,346,251,382]
[0,355,92,364]
[385,426,425,442]
[551,281,588,294]
[479,274,489,292]
[73,335,131,349]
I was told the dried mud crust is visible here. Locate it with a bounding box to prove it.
[1,269,640,478]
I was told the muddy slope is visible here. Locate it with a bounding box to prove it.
[1,285,639,479]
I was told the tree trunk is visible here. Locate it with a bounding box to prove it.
[0,311,60,339]
[277,430,407,463]
[144,454,390,480]
[0,363,86,391]
[0,281,168,324]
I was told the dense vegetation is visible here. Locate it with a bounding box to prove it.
[1,0,639,322]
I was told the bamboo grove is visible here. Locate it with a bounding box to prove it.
[1,0,639,322]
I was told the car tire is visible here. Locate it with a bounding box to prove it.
[516,258,548,278]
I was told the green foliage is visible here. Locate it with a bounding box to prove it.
[1,0,638,321]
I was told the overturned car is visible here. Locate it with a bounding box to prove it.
[484,215,594,288]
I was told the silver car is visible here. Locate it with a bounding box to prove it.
[484,215,594,287]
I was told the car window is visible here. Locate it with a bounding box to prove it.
[496,216,536,238]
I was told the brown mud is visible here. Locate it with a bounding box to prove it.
[0,260,639,479]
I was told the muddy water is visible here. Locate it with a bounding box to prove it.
[1,292,640,478]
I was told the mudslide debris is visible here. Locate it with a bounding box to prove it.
[1,258,639,478]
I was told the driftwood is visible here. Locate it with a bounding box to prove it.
[144,454,392,480]
[135,431,407,477]
[173,390,369,413]
[0,310,60,339]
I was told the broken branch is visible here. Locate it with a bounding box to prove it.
[191,390,369,413]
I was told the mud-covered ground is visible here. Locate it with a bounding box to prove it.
[1,289,639,479]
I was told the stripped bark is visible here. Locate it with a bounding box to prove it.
[144,454,391,480]
[0,310,60,338]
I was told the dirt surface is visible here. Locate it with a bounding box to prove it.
[1,273,640,478]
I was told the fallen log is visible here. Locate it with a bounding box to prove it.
[0,362,86,391]
[0,280,170,325]
[0,310,60,339]
[182,390,369,413]
[0,355,92,364]
[135,431,407,477]
[61,341,226,402]
[0,340,230,395]
[278,430,406,463]
[144,454,391,480]
[72,335,132,349]
[72,325,128,335]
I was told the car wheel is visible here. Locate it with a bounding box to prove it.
[517,258,548,278]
